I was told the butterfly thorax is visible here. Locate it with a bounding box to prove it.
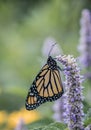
[47,56,57,70]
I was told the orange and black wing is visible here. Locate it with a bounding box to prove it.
[35,65,64,101]
[25,63,63,110]
[25,64,49,110]
[26,92,45,110]
[25,56,64,110]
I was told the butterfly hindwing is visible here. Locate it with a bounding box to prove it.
[25,56,64,110]
[26,91,46,110]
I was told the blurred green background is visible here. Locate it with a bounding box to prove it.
[0,0,91,130]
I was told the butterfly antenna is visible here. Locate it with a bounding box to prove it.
[48,43,56,57]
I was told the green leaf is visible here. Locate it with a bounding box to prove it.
[42,122,66,130]
[28,118,53,130]
[49,122,66,129]
[84,118,91,127]
[43,126,60,130]
[28,119,67,130]
[32,128,43,130]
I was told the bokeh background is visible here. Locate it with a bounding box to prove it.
[0,0,91,130]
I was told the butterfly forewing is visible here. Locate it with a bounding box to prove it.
[53,70,63,93]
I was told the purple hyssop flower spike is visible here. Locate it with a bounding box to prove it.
[78,9,91,70]
[56,55,84,130]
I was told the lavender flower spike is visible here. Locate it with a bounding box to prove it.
[56,55,84,130]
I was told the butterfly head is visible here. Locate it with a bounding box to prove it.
[47,56,57,69]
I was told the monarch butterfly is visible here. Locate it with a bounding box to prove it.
[25,43,64,110]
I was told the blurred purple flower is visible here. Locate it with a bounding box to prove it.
[56,55,84,130]
[78,9,91,68]
[15,118,27,130]
[53,97,64,122]
[42,37,63,57]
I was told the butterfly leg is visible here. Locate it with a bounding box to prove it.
[57,66,65,71]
